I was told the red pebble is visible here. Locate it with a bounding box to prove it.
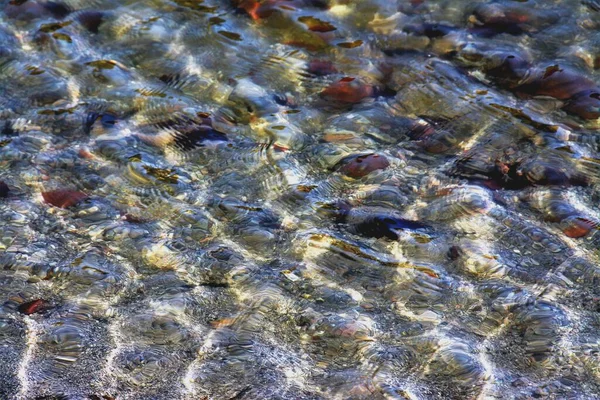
[18,299,48,315]
[321,78,374,103]
[42,190,88,208]
[233,0,286,20]
[562,217,597,238]
[339,154,390,178]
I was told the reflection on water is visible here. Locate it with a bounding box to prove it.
[1,0,600,398]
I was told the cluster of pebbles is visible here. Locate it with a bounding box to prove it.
[2,0,600,399]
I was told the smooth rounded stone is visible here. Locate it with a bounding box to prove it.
[1,0,600,397]
[567,33,600,69]
[311,143,355,169]
[515,66,595,101]
[306,312,377,361]
[308,285,358,309]
[483,52,532,88]
[450,239,508,278]
[82,61,136,89]
[184,342,312,400]
[39,323,84,365]
[66,255,124,290]
[6,74,69,109]
[33,150,80,169]
[138,271,195,296]
[121,313,191,346]
[7,257,57,281]
[299,232,402,278]
[522,189,578,222]
[146,119,229,153]
[209,196,281,229]
[317,368,390,399]
[124,161,189,191]
[16,298,52,315]
[389,269,450,312]
[74,201,120,223]
[227,78,280,121]
[260,117,308,152]
[343,207,428,240]
[416,185,493,221]
[185,358,259,399]
[560,216,597,238]
[236,226,278,249]
[320,78,375,104]
[114,347,184,390]
[468,1,562,36]
[376,30,431,53]
[560,257,600,290]
[0,181,9,198]
[92,134,140,162]
[185,245,244,286]
[23,315,109,398]
[512,301,569,364]
[425,342,486,386]
[42,189,88,209]
[337,153,390,178]
[140,241,185,271]
[1,209,28,226]
[102,223,149,241]
[519,157,588,188]
[0,137,47,166]
[323,105,398,144]
[350,185,408,208]
[563,90,600,120]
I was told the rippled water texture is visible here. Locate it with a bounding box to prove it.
[3,0,600,398]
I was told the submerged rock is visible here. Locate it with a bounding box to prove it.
[0,0,600,398]
[0,181,8,198]
[42,190,88,208]
[337,153,390,178]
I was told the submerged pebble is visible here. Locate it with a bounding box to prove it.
[42,190,88,208]
[0,181,9,198]
[337,153,390,178]
[0,0,599,399]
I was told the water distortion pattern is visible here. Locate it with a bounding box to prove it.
[2,0,600,399]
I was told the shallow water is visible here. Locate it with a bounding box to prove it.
[2,0,600,399]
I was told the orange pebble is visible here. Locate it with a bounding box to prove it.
[562,217,597,238]
[79,148,94,159]
[42,190,88,208]
[18,299,48,315]
[339,154,390,178]
[321,78,374,103]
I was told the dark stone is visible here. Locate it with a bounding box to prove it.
[0,181,8,198]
